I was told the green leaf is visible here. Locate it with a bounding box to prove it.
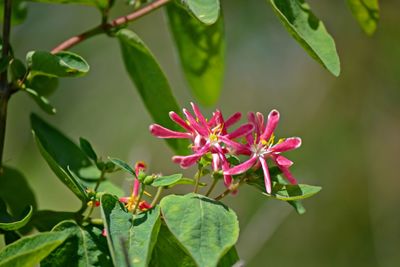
[32,131,89,203]
[79,137,98,161]
[24,88,56,115]
[151,173,183,187]
[160,193,239,267]
[30,210,81,232]
[217,246,240,267]
[41,220,112,267]
[27,0,109,9]
[166,2,225,106]
[26,75,59,97]
[247,178,322,201]
[96,180,124,197]
[347,0,379,36]
[117,29,189,155]
[0,166,37,218]
[269,0,340,76]
[0,203,33,231]
[165,177,207,188]
[0,0,28,25]
[0,231,69,267]
[8,58,26,82]
[27,51,89,78]
[100,194,161,267]
[108,157,135,177]
[180,0,220,25]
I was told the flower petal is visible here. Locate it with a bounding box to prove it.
[219,136,251,155]
[169,111,192,132]
[212,153,220,171]
[172,154,203,168]
[271,137,302,153]
[224,156,257,175]
[190,102,208,128]
[226,123,254,139]
[225,112,242,128]
[149,124,191,139]
[119,197,130,204]
[261,109,280,141]
[278,165,297,185]
[133,178,140,197]
[183,108,208,136]
[259,156,272,194]
[274,155,293,168]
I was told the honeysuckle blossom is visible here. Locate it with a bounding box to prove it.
[150,102,253,187]
[119,161,152,211]
[224,110,301,194]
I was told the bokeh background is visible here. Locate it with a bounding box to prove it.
[2,0,400,266]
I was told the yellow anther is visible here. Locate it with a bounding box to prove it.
[209,133,218,142]
[144,191,152,197]
[277,138,285,144]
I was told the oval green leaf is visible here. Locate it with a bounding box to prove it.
[151,174,183,187]
[108,157,135,177]
[24,88,56,115]
[160,193,239,267]
[181,0,220,25]
[30,210,81,232]
[0,231,69,267]
[79,137,98,161]
[347,0,379,36]
[269,0,340,76]
[117,28,189,155]
[0,205,33,231]
[41,220,112,267]
[100,194,161,267]
[166,2,225,106]
[26,50,89,78]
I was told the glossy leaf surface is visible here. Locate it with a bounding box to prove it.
[347,0,379,35]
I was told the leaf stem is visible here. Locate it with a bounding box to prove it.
[51,0,170,54]
[150,186,163,207]
[132,185,145,214]
[205,177,218,197]
[83,170,105,220]
[214,176,248,201]
[0,0,13,171]
[193,165,203,193]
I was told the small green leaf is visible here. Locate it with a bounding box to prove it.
[265,183,321,201]
[108,157,135,177]
[41,220,112,267]
[30,210,81,232]
[0,231,69,267]
[26,75,59,97]
[8,58,26,82]
[269,0,340,76]
[100,194,161,267]
[24,88,56,114]
[347,0,379,36]
[166,2,225,106]
[117,29,189,155]
[27,0,99,5]
[0,204,33,232]
[0,166,37,218]
[180,0,220,25]
[79,137,98,161]
[160,193,239,267]
[27,51,89,78]
[151,174,183,187]
[96,180,124,197]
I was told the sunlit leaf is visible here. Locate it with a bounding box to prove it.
[269,0,340,76]
[167,2,225,106]
[180,0,220,25]
[0,201,33,232]
[151,174,183,187]
[24,88,56,115]
[347,0,379,35]
[160,193,239,267]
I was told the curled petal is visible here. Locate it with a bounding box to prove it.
[149,124,191,139]
[190,102,208,128]
[119,197,130,204]
[212,153,220,171]
[274,155,293,168]
[271,137,302,153]
[183,108,208,136]
[256,112,265,133]
[173,153,204,168]
[247,112,260,137]
[169,111,192,132]
[208,110,220,127]
[226,123,254,139]
[259,157,272,194]
[138,201,152,211]
[219,136,251,155]
[133,178,140,197]
[261,109,280,141]
[278,165,297,185]
[225,112,242,128]
[224,156,257,175]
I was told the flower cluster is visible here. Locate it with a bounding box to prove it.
[150,103,301,194]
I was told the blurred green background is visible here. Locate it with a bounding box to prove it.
[2,0,400,266]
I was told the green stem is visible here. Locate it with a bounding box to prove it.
[132,185,145,214]
[150,187,163,207]
[51,0,170,53]
[83,170,105,220]
[205,177,218,197]
[193,166,203,193]
[214,176,248,201]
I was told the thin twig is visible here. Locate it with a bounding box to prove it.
[214,176,248,201]
[51,0,170,54]
[150,187,163,207]
[0,0,13,170]
[205,178,218,197]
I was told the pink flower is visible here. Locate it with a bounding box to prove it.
[224,110,301,194]
[150,102,253,187]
